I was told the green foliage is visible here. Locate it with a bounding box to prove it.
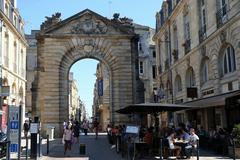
[232,124,240,147]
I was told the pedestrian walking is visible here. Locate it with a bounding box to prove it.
[93,118,99,139]
[63,124,73,155]
[83,121,88,136]
[73,121,80,143]
[23,120,30,138]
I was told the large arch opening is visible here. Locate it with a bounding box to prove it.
[67,58,111,132]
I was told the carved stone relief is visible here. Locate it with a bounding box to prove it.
[71,14,108,34]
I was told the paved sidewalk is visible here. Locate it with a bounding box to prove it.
[41,135,124,160]
[19,134,235,160]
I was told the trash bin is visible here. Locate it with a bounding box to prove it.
[79,143,86,155]
[46,126,55,140]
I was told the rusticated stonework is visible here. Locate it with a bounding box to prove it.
[33,9,138,137]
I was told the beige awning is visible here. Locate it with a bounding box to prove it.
[184,90,240,108]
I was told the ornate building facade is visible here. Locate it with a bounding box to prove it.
[0,0,27,131]
[92,62,110,131]
[133,23,156,103]
[154,0,240,130]
[68,72,80,120]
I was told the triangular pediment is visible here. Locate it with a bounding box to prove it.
[41,9,134,35]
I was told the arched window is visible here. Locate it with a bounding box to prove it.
[186,67,195,87]
[201,58,209,84]
[175,75,182,93]
[223,45,236,74]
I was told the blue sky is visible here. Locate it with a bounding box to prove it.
[18,0,163,117]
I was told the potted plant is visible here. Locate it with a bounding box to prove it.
[228,124,240,158]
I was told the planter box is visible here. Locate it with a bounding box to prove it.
[228,146,240,158]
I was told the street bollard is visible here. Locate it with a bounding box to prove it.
[159,137,163,160]
[233,138,236,160]
[47,135,49,155]
[196,139,199,160]
[26,136,28,160]
[38,136,42,157]
[6,140,10,160]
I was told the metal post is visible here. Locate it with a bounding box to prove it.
[197,139,199,160]
[6,104,10,160]
[18,104,22,160]
[25,136,28,160]
[233,138,236,160]
[38,136,42,157]
[47,135,49,155]
[159,137,163,160]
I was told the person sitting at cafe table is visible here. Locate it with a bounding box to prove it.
[185,128,199,158]
[180,129,190,141]
[167,132,182,158]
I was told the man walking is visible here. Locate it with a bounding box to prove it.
[93,118,99,139]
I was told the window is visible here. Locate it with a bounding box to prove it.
[13,42,17,73]
[139,61,144,74]
[4,33,9,67]
[186,67,195,87]
[183,5,190,41]
[184,15,190,40]
[200,0,206,33]
[11,83,16,95]
[152,65,156,79]
[223,46,236,74]
[201,59,209,83]
[14,15,17,27]
[220,0,227,16]
[173,26,178,50]
[5,3,9,17]
[138,41,142,51]
[152,51,156,58]
[175,75,182,93]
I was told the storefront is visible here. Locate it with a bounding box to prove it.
[182,90,240,132]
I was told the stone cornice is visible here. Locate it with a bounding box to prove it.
[37,33,135,39]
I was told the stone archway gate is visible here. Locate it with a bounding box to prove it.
[32,9,139,136]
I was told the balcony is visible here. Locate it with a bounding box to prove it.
[172,49,178,62]
[165,59,169,71]
[199,25,207,43]
[216,5,228,28]
[183,39,191,55]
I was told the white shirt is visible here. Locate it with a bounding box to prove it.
[189,133,199,148]
[167,136,175,149]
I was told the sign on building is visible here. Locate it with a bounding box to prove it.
[9,105,20,153]
[98,78,103,96]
